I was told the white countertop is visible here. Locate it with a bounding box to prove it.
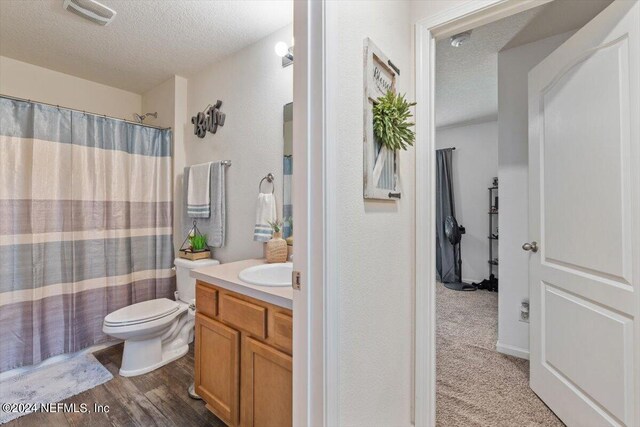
[190,258,293,310]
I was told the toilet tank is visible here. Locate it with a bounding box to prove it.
[174,258,220,304]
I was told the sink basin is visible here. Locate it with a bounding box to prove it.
[238,263,293,287]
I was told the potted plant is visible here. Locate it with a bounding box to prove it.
[189,234,208,252]
[266,220,288,263]
[179,231,211,260]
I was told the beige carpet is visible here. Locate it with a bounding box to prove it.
[436,283,564,426]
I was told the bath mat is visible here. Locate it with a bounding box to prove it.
[0,352,113,424]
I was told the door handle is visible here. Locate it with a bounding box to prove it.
[522,241,538,253]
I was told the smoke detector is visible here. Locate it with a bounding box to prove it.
[450,31,472,47]
[63,0,117,26]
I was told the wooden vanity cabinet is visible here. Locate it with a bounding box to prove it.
[194,281,292,427]
[194,313,240,426]
[242,337,292,427]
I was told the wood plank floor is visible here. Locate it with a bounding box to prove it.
[7,344,225,427]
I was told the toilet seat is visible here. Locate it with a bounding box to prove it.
[104,298,180,327]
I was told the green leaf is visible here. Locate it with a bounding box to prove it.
[372,91,416,152]
[189,234,208,251]
[267,219,283,233]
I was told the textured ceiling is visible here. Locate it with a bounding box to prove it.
[503,0,613,50]
[0,0,293,94]
[435,0,612,129]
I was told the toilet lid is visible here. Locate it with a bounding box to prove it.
[104,298,179,326]
[174,257,220,268]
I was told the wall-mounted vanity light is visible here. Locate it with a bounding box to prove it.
[275,41,293,68]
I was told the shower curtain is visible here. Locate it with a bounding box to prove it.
[435,148,459,283]
[283,155,292,239]
[0,97,175,372]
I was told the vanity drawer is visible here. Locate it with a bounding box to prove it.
[271,312,293,354]
[219,293,267,339]
[196,282,218,318]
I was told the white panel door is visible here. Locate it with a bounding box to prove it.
[528,1,639,426]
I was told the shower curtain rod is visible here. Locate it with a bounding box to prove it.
[0,94,172,131]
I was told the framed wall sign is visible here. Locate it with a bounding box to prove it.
[363,38,400,200]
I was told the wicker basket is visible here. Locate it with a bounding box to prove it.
[178,249,211,261]
[266,232,288,263]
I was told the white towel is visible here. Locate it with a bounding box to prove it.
[254,193,277,242]
[187,162,211,218]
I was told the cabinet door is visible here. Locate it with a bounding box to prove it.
[195,313,240,426]
[241,337,292,427]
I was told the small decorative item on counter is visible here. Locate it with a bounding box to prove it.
[266,220,288,263]
[285,216,293,246]
[284,217,294,261]
[179,220,211,260]
[286,237,294,261]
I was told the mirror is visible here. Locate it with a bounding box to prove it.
[283,102,293,238]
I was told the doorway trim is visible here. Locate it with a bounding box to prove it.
[293,1,338,426]
[413,1,554,425]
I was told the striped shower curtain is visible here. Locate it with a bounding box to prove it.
[0,97,175,372]
[283,155,292,239]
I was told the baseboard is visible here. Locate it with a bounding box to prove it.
[496,341,529,360]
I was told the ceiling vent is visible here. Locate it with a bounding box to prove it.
[63,0,116,26]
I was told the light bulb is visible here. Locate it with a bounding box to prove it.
[274,42,289,57]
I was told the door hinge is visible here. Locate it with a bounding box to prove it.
[292,270,301,290]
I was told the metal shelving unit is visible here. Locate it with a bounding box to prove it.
[488,185,499,275]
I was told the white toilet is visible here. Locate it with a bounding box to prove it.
[103,257,219,377]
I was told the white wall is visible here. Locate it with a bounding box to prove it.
[183,24,293,264]
[436,121,498,283]
[142,77,177,129]
[142,75,189,252]
[496,31,573,357]
[326,1,414,425]
[0,56,141,119]
[411,1,470,24]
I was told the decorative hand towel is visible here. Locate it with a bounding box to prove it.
[187,162,211,218]
[209,161,226,247]
[182,164,227,248]
[254,193,277,242]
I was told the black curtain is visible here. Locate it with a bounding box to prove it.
[435,148,460,283]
